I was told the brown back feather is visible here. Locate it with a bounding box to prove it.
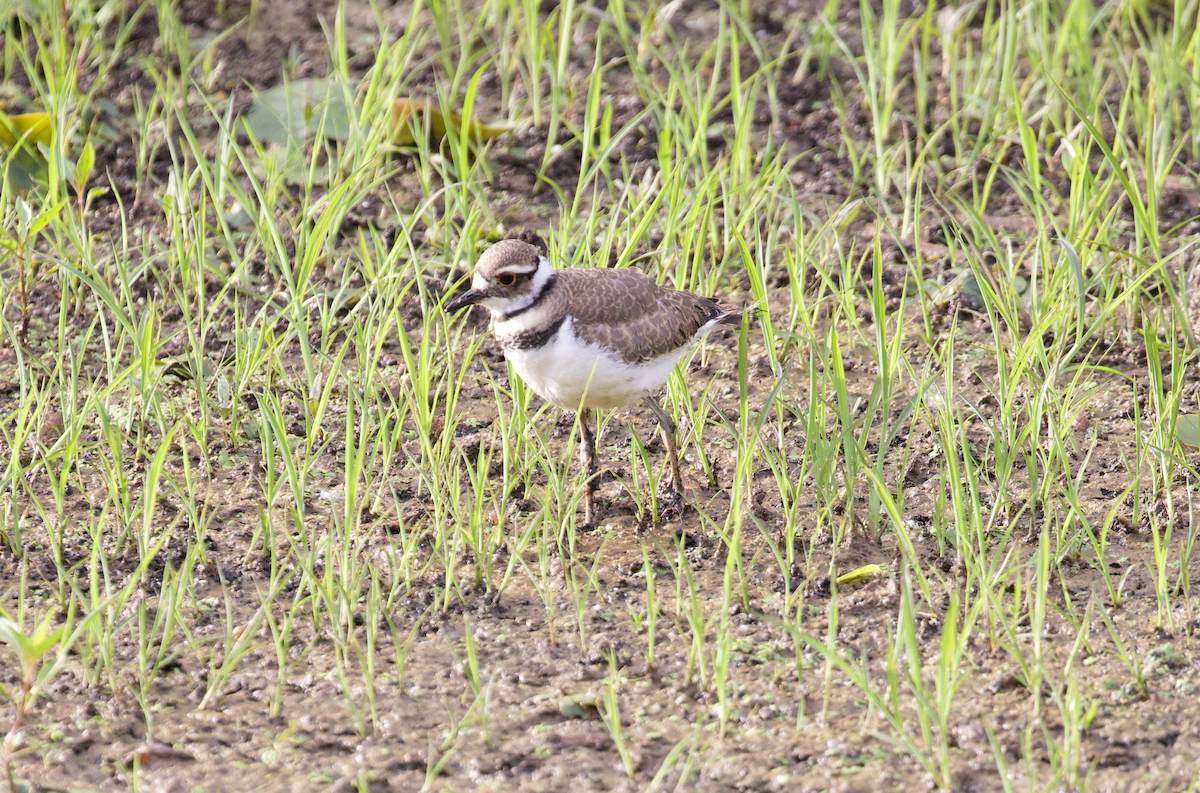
[557,268,726,363]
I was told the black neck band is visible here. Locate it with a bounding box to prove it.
[501,271,557,321]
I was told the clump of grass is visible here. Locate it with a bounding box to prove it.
[1,0,1199,788]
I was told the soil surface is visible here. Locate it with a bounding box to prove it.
[2,1,1200,792]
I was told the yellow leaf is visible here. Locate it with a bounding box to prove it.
[835,564,885,588]
[389,98,515,147]
[0,112,53,148]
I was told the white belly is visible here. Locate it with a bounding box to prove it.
[503,319,687,410]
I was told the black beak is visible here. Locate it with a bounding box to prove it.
[445,289,485,312]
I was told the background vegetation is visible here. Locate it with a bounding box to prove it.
[1,0,1200,790]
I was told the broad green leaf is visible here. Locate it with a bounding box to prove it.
[76,140,96,188]
[242,79,352,145]
[29,198,66,236]
[2,144,50,191]
[15,197,31,229]
[1177,415,1199,449]
[560,693,600,719]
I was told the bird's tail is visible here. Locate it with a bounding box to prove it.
[697,303,747,337]
[716,308,743,326]
[711,298,764,327]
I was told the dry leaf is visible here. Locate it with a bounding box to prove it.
[127,740,195,766]
[389,98,514,147]
[38,411,63,444]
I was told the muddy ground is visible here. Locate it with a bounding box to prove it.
[2,0,1200,791]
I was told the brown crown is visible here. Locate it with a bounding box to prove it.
[475,240,541,279]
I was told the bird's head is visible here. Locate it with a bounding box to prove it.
[445,239,551,315]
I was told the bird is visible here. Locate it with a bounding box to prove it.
[446,238,740,527]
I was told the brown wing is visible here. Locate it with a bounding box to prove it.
[558,269,724,363]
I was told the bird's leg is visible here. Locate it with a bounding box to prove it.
[578,408,599,528]
[646,396,682,500]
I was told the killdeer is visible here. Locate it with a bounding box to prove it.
[446,239,740,527]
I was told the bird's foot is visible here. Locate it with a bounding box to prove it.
[658,471,689,503]
[659,482,683,506]
[655,480,687,523]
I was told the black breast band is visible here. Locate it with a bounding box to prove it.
[501,316,566,350]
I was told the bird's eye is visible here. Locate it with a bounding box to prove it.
[497,273,517,286]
